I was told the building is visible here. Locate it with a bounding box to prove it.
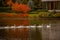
[41,0,60,12]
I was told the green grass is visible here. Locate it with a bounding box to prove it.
[29,11,60,18]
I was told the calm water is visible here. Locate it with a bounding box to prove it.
[0,18,60,40]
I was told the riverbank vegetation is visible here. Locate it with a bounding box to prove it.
[29,11,60,18]
[0,11,60,18]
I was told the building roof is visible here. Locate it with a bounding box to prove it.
[42,0,60,2]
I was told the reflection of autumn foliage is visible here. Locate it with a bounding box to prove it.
[0,13,30,39]
[6,28,29,39]
[0,13,29,26]
[23,19,29,26]
[1,1,31,39]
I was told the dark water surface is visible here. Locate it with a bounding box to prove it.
[0,18,60,40]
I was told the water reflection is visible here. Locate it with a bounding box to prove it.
[0,18,60,40]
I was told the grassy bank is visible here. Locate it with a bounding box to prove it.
[0,11,60,18]
[29,11,60,18]
[1,10,60,17]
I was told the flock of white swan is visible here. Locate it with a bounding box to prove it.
[0,24,51,29]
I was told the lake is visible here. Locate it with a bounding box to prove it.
[0,18,60,40]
